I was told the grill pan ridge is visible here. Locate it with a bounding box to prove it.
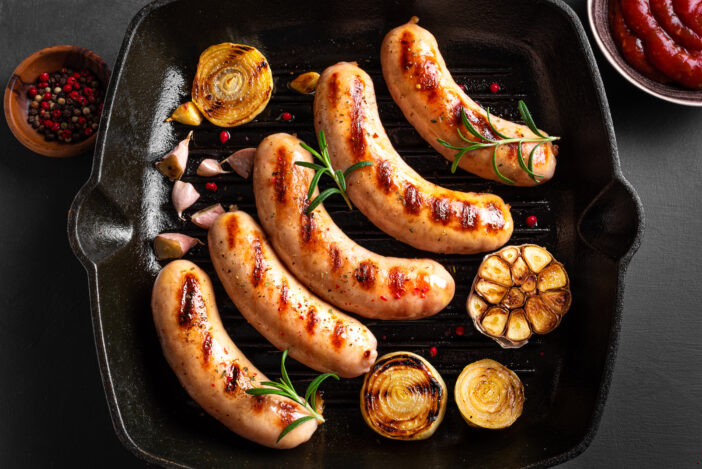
[67,0,643,467]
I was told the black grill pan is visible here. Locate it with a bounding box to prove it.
[67,0,644,467]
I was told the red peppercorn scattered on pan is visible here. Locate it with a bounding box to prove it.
[219,130,230,144]
[26,67,104,143]
[489,82,500,93]
[281,111,293,121]
[205,182,218,192]
[526,215,538,227]
[429,346,438,357]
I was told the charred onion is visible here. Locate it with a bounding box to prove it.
[455,359,524,429]
[467,244,572,348]
[192,43,273,127]
[360,352,446,440]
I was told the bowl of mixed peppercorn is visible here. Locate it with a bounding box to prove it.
[4,45,110,157]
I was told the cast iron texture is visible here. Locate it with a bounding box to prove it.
[67,0,644,467]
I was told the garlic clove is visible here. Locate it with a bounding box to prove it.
[289,72,320,94]
[196,158,230,177]
[165,102,204,126]
[156,131,193,181]
[190,203,225,229]
[222,147,256,179]
[172,180,200,219]
[153,233,203,260]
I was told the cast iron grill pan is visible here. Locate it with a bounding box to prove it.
[68,1,643,468]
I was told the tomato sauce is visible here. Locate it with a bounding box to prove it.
[609,0,702,89]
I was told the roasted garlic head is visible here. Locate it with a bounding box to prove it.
[192,43,273,127]
[467,244,571,348]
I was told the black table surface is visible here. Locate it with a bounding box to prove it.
[1,0,699,467]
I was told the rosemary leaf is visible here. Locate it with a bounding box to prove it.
[295,161,326,171]
[299,142,323,162]
[306,188,341,213]
[244,388,293,398]
[492,145,515,185]
[279,349,296,394]
[259,380,288,390]
[461,107,494,142]
[277,416,316,443]
[528,140,547,177]
[304,373,340,410]
[335,169,346,191]
[485,108,511,140]
[518,100,547,138]
[450,149,468,174]
[516,144,544,182]
[343,160,373,177]
[307,167,329,200]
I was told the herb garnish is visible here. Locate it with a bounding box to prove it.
[245,349,339,443]
[437,100,558,184]
[296,130,373,214]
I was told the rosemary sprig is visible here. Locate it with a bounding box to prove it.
[245,349,339,443]
[296,130,373,214]
[437,100,558,184]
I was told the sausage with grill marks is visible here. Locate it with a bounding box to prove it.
[380,18,558,186]
[253,132,455,320]
[313,61,514,254]
[208,211,378,378]
[151,260,317,449]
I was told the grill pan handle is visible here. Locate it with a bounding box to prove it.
[577,177,644,264]
[68,184,134,268]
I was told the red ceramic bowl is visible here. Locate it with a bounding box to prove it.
[4,45,111,157]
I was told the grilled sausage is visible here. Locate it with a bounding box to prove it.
[313,61,514,254]
[380,18,558,186]
[208,211,378,377]
[151,260,317,449]
[253,133,455,320]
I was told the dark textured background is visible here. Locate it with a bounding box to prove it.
[0,0,699,467]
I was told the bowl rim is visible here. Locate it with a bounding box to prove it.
[3,44,110,157]
[586,0,702,107]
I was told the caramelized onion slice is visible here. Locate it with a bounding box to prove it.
[455,359,524,429]
[360,352,446,440]
[467,244,572,348]
[192,43,273,127]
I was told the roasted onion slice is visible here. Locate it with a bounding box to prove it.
[467,244,571,348]
[360,352,446,440]
[455,359,524,429]
[191,43,273,127]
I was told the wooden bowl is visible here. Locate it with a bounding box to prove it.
[587,0,702,107]
[4,45,111,157]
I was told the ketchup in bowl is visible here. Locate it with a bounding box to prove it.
[609,0,702,89]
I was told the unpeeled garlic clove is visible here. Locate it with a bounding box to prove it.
[156,131,193,181]
[166,102,204,126]
[196,158,230,177]
[172,180,200,219]
[153,233,203,260]
[222,147,256,179]
[190,203,225,229]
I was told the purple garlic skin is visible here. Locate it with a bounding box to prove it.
[191,203,225,229]
[197,158,230,177]
[172,180,200,219]
[223,147,255,179]
[156,130,193,181]
[154,233,202,260]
